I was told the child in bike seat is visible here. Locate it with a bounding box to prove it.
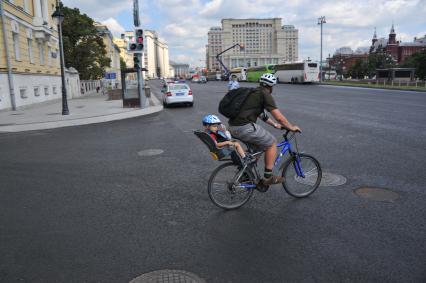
[202,114,247,160]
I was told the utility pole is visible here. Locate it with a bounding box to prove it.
[328,53,331,80]
[318,16,326,82]
[133,0,145,108]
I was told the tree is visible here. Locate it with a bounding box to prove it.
[60,4,110,80]
[367,52,396,78]
[348,59,368,79]
[401,49,426,80]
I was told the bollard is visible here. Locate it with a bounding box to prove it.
[144,86,151,98]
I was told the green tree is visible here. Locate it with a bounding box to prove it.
[401,49,426,80]
[60,4,110,80]
[367,52,396,78]
[348,59,368,79]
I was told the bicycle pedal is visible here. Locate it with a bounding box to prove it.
[256,184,269,193]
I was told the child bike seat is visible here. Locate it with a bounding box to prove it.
[193,130,231,161]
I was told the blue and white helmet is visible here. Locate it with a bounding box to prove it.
[202,114,221,125]
[260,73,277,87]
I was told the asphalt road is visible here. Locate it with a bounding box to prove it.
[1,80,425,282]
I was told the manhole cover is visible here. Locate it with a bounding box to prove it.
[354,187,399,202]
[295,172,346,187]
[76,105,85,109]
[130,270,206,283]
[10,113,24,115]
[137,149,164,157]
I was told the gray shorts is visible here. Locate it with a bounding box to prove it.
[228,123,277,152]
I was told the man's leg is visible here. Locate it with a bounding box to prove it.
[262,142,284,184]
[264,142,277,171]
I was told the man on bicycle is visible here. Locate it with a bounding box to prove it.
[228,73,301,185]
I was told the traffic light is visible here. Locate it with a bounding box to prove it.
[127,28,144,53]
[135,28,144,51]
[133,54,140,69]
[127,41,137,52]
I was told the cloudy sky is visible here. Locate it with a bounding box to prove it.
[62,0,426,67]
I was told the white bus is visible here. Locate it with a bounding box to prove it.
[275,62,320,83]
[229,67,247,81]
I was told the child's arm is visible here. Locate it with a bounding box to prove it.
[216,140,233,148]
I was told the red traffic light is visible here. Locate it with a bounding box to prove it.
[135,28,144,51]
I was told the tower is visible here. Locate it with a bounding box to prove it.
[388,23,396,45]
[386,23,398,63]
[370,28,378,53]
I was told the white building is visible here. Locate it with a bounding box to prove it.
[206,26,223,71]
[206,18,299,71]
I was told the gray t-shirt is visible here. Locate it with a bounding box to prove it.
[229,87,277,126]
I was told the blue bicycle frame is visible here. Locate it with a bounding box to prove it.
[238,132,305,189]
[274,139,305,178]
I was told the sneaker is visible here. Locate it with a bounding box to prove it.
[242,155,256,165]
[261,175,284,185]
[256,182,269,193]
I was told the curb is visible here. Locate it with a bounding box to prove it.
[318,82,426,92]
[0,92,163,133]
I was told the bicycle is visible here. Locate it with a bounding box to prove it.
[195,129,322,210]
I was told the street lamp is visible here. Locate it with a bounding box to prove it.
[52,1,69,115]
[327,53,331,80]
[318,16,326,82]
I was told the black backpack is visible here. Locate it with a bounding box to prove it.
[218,87,253,119]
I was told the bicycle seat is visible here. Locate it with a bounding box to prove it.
[193,130,231,161]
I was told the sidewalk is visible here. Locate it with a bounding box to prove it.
[0,88,163,133]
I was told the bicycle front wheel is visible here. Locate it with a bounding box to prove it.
[208,162,255,210]
[281,153,322,198]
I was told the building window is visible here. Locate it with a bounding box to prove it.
[52,86,57,95]
[20,87,27,99]
[38,42,45,65]
[13,33,20,61]
[28,39,34,63]
[23,0,29,12]
[34,87,40,96]
[44,86,49,96]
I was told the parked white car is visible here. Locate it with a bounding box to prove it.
[162,83,193,107]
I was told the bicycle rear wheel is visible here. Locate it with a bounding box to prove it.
[281,153,322,198]
[208,162,255,210]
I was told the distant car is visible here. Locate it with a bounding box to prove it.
[198,76,207,83]
[162,83,193,107]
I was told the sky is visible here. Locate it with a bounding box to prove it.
[62,0,426,67]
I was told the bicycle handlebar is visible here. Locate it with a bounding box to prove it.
[282,128,301,140]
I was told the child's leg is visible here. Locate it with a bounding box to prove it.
[234,143,246,158]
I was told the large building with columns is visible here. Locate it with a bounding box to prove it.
[206,18,299,72]
[0,0,61,110]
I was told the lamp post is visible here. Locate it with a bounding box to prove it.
[318,16,326,82]
[52,1,69,115]
[327,53,331,80]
